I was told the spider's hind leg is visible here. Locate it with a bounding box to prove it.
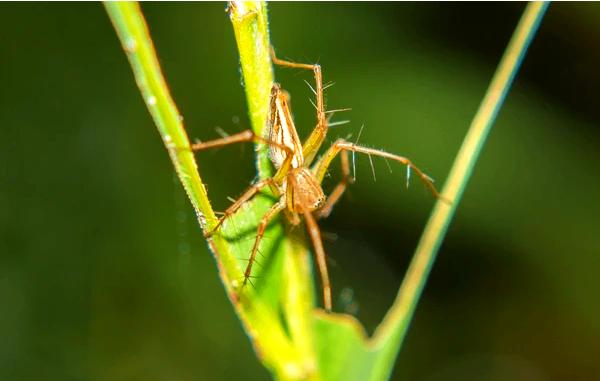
[270,47,328,164]
[205,178,275,238]
[298,205,332,312]
[315,150,354,219]
[242,199,286,286]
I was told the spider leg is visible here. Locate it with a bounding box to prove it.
[205,178,276,237]
[243,199,286,285]
[313,139,441,199]
[189,126,294,238]
[302,207,332,312]
[190,129,255,152]
[190,129,291,155]
[315,150,354,219]
[270,47,327,165]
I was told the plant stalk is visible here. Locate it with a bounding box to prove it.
[373,0,549,363]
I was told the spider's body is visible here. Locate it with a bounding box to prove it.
[267,84,326,217]
[191,49,439,311]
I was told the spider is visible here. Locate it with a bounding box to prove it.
[191,49,440,312]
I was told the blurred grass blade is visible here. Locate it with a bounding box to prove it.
[104,2,217,232]
[371,1,550,378]
[313,3,548,381]
[106,2,317,379]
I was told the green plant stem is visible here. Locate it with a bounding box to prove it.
[229,1,276,178]
[229,2,318,379]
[105,2,217,232]
[372,0,549,369]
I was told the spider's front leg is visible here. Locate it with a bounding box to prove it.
[190,129,256,152]
[312,139,441,214]
[314,150,354,219]
[270,47,328,164]
[189,129,291,155]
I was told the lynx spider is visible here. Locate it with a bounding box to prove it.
[191,48,440,312]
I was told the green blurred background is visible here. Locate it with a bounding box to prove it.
[1,3,599,380]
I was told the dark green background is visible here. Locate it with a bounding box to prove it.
[1,3,599,380]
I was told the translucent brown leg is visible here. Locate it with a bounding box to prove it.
[243,199,286,284]
[205,178,275,237]
[190,129,291,155]
[190,129,255,151]
[270,47,327,165]
[313,139,441,199]
[315,150,354,219]
[302,208,332,312]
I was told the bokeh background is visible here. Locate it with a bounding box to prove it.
[1,3,599,380]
